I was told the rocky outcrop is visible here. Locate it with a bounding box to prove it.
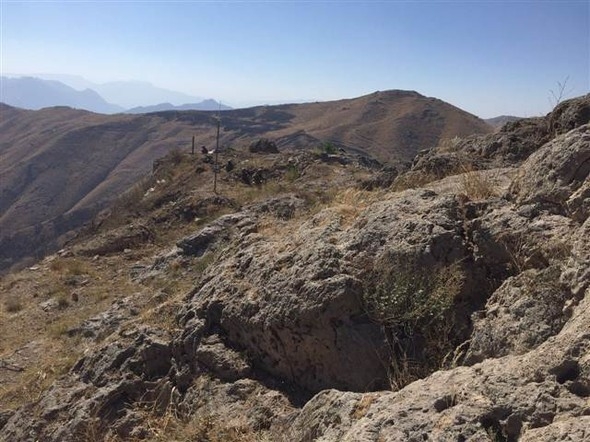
[174,188,489,394]
[249,138,280,154]
[410,94,590,178]
[282,288,590,440]
[77,223,154,256]
[279,106,590,441]
[510,123,590,220]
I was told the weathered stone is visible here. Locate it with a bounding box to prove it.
[249,138,279,154]
[77,223,154,256]
[176,212,253,257]
[194,335,251,382]
[281,290,590,441]
[178,189,484,393]
[510,124,590,217]
[466,266,574,363]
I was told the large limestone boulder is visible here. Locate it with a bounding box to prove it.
[176,189,476,393]
[510,123,590,220]
[279,286,590,441]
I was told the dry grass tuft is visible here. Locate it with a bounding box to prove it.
[3,295,23,313]
[391,171,440,191]
[458,167,499,200]
[0,343,80,410]
[49,257,90,276]
[350,394,377,420]
[143,408,272,442]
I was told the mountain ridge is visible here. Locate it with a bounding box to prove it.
[126,99,232,113]
[1,76,225,113]
[0,89,492,272]
[0,76,124,114]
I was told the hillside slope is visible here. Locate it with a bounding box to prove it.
[0,90,491,272]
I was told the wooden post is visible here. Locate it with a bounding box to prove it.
[213,117,220,194]
[191,135,195,155]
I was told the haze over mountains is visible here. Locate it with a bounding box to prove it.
[0,75,228,114]
[0,90,492,272]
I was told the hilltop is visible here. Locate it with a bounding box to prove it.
[0,94,588,441]
[0,90,492,273]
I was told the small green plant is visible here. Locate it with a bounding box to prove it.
[320,141,338,154]
[168,148,185,165]
[362,254,465,389]
[284,163,300,182]
[365,257,461,330]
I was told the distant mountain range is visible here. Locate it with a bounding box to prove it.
[0,76,123,114]
[0,76,228,114]
[127,100,232,113]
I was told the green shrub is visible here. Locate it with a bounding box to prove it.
[363,254,465,389]
[284,163,300,182]
[320,141,337,154]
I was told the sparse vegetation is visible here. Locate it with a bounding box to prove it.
[458,167,499,200]
[56,292,70,309]
[391,171,439,191]
[284,163,300,182]
[145,412,271,442]
[3,295,23,313]
[49,257,90,276]
[320,141,338,154]
[437,136,463,153]
[549,76,572,108]
[363,254,465,390]
[0,345,80,410]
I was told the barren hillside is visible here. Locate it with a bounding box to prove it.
[0,91,492,272]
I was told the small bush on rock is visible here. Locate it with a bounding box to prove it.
[363,254,465,390]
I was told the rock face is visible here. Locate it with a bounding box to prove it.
[1,95,589,441]
[249,138,280,154]
[510,123,590,220]
[411,94,590,177]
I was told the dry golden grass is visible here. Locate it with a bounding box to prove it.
[145,412,272,442]
[0,253,148,411]
[330,187,384,223]
[458,167,499,200]
[391,171,440,191]
[0,339,81,410]
[350,393,377,420]
[436,136,463,153]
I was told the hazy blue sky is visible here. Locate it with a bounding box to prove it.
[1,1,588,118]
